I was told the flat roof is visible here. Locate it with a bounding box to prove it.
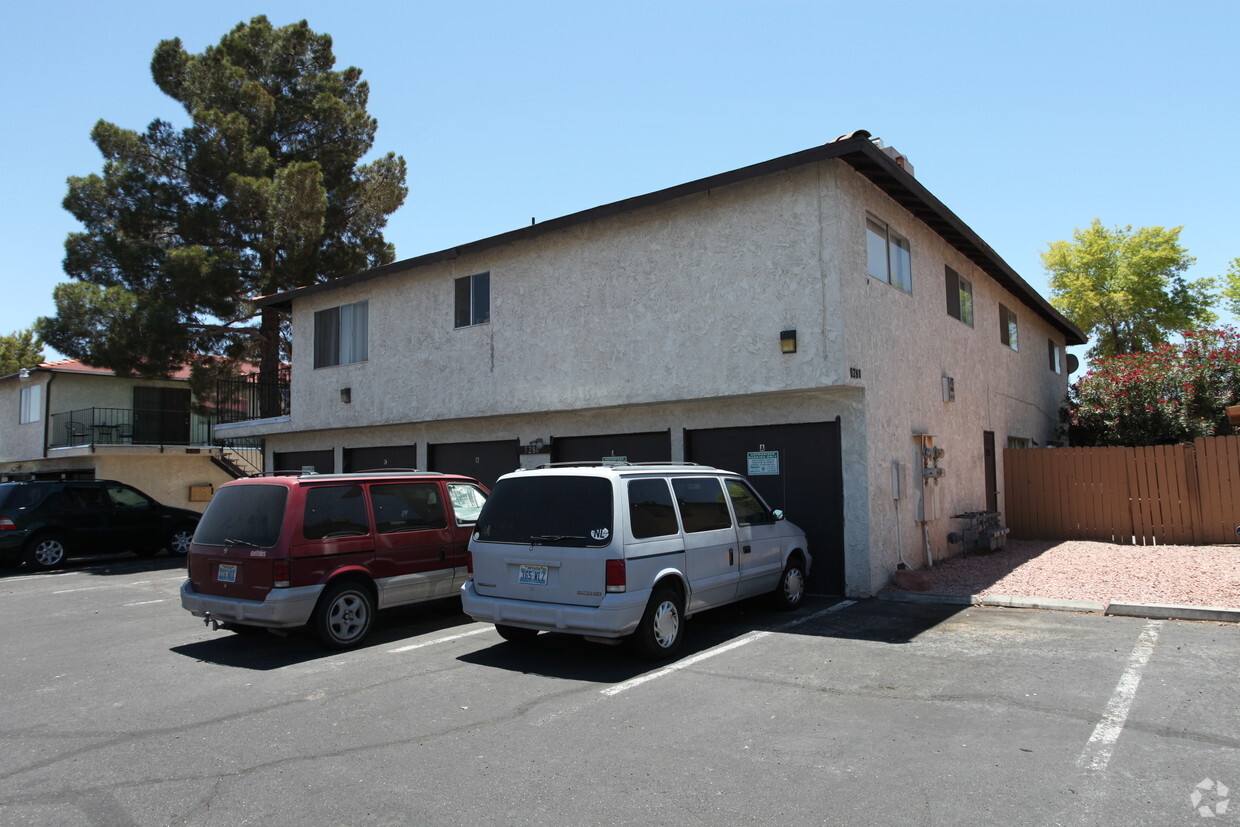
[259,131,1086,346]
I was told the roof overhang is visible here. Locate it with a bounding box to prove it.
[259,133,1086,346]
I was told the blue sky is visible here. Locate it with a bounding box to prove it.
[4,1,1238,369]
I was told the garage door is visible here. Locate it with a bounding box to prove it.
[428,439,520,489]
[550,431,671,465]
[685,421,844,594]
[343,444,418,473]
[272,449,334,475]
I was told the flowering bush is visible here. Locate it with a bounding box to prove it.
[1068,327,1240,446]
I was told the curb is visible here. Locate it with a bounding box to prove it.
[877,590,1240,624]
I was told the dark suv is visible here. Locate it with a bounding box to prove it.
[0,480,201,570]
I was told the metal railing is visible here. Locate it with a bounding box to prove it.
[215,370,291,424]
[48,407,264,470]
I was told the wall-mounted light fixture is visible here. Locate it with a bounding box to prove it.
[780,329,797,354]
[340,387,352,404]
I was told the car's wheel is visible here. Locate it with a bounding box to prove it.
[25,535,69,570]
[771,555,807,611]
[630,584,685,660]
[166,525,195,556]
[312,581,375,650]
[495,624,539,643]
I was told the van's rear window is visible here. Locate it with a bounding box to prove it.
[194,484,288,548]
[474,476,612,546]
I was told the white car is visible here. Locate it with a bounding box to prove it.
[461,463,810,658]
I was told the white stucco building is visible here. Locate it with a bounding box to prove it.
[218,131,1086,596]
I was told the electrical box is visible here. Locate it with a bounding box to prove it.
[919,483,938,522]
[891,460,904,500]
[942,376,956,402]
[188,485,214,502]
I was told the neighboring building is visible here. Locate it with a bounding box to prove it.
[217,130,1086,596]
[0,360,262,512]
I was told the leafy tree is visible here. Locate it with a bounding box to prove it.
[1067,327,1240,446]
[1043,220,1217,360]
[1221,257,1240,317]
[37,16,407,397]
[0,329,45,376]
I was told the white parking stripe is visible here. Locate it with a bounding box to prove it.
[1076,619,1162,772]
[602,599,857,697]
[124,599,167,606]
[388,626,492,653]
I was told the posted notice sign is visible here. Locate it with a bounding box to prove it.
[747,450,780,476]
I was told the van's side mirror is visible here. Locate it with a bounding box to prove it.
[772,509,785,521]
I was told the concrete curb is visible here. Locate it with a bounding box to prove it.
[877,590,1240,624]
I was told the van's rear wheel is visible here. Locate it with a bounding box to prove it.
[631,585,684,660]
[312,582,374,649]
[495,624,539,643]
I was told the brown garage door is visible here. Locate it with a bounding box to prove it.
[550,431,672,465]
[428,439,520,489]
[343,444,418,473]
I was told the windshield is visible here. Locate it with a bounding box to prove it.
[194,484,288,548]
[474,476,613,546]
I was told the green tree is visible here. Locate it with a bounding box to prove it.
[0,328,45,376]
[1043,220,1216,360]
[1068,327,1240,446]
[37,16,407,396]
[1221,257,1240,317]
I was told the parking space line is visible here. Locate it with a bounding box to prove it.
[124,599,167,606]
[1076,618,1162,772]
[602,599,857,697]
[388,626,492,653]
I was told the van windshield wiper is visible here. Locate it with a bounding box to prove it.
[529,534,589,544]
[223,537,263,549]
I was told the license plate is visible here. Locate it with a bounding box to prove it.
[517,565,548,585]
[217,563,238,583]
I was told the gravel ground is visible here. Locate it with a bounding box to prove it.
[891,539,1240,608]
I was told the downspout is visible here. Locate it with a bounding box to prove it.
[41,371,56,459]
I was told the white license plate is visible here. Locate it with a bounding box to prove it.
[517,565,548,585]
[217,563,238,583]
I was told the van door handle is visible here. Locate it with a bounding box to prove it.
[742,545,752,554]
[728,548,734,566]
[440,546,446,561]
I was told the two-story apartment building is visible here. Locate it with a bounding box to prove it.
[216,131,1086,596]
[1,360,263,511]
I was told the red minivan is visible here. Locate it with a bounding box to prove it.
[180,471,489,649]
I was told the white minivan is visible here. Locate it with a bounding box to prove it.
[461,463,810,658]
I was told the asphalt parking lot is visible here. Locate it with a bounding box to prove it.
[1,555,1236,826]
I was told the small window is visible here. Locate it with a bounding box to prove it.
[1048,339,1062,374]
[628,478,679,539]
[370,483,447,534]
[107,485,152,510]
[945,267,974,327]
[19,385,41,424]
[1007,436,1031,450]
[302,485,370,540]
[1000,304,1019,351]
[446,483,488,525]
[455,272,490,328]
[865,215,912,293]
[671,478,733,533]
[314,301,368,368]
[725,480,775,525]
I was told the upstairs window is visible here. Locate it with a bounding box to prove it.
[866,215,912,293]
[1000,304,1019,351]
[945,266,974,326]
[314,301,368,368]
[1048,339,1063,374]
[455,272,490,328]
[19,385,41,424]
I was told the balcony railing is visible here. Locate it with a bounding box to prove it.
[216,370,291,424]
[49,407,258,452]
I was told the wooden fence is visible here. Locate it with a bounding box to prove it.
[1003,436,1240,545]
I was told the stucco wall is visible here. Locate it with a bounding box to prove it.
[0,373,50,463]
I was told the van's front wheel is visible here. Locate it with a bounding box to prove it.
[771,556,806,611]
[631,585,684,660]
[312,582,374,649]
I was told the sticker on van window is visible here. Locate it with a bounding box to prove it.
[590,528,610,541]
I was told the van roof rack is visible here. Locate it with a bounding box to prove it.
[531,461,705,470]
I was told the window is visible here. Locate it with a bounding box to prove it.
[446,483,488,525]
[370,483,447,533]
[865,215,912,293]
[999,304,1019,351]
[1048,339,1062,374]
[671,478,733,533]
[302,485,370,540]
[19,385,41,424]
[1007,436,1031,450]
[725,480,775,525]
[455,272,490,328]
[945,267,974,326]
[314,301,368,368]
[628,479,679,539]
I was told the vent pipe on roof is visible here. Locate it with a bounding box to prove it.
[869,136,914,177]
